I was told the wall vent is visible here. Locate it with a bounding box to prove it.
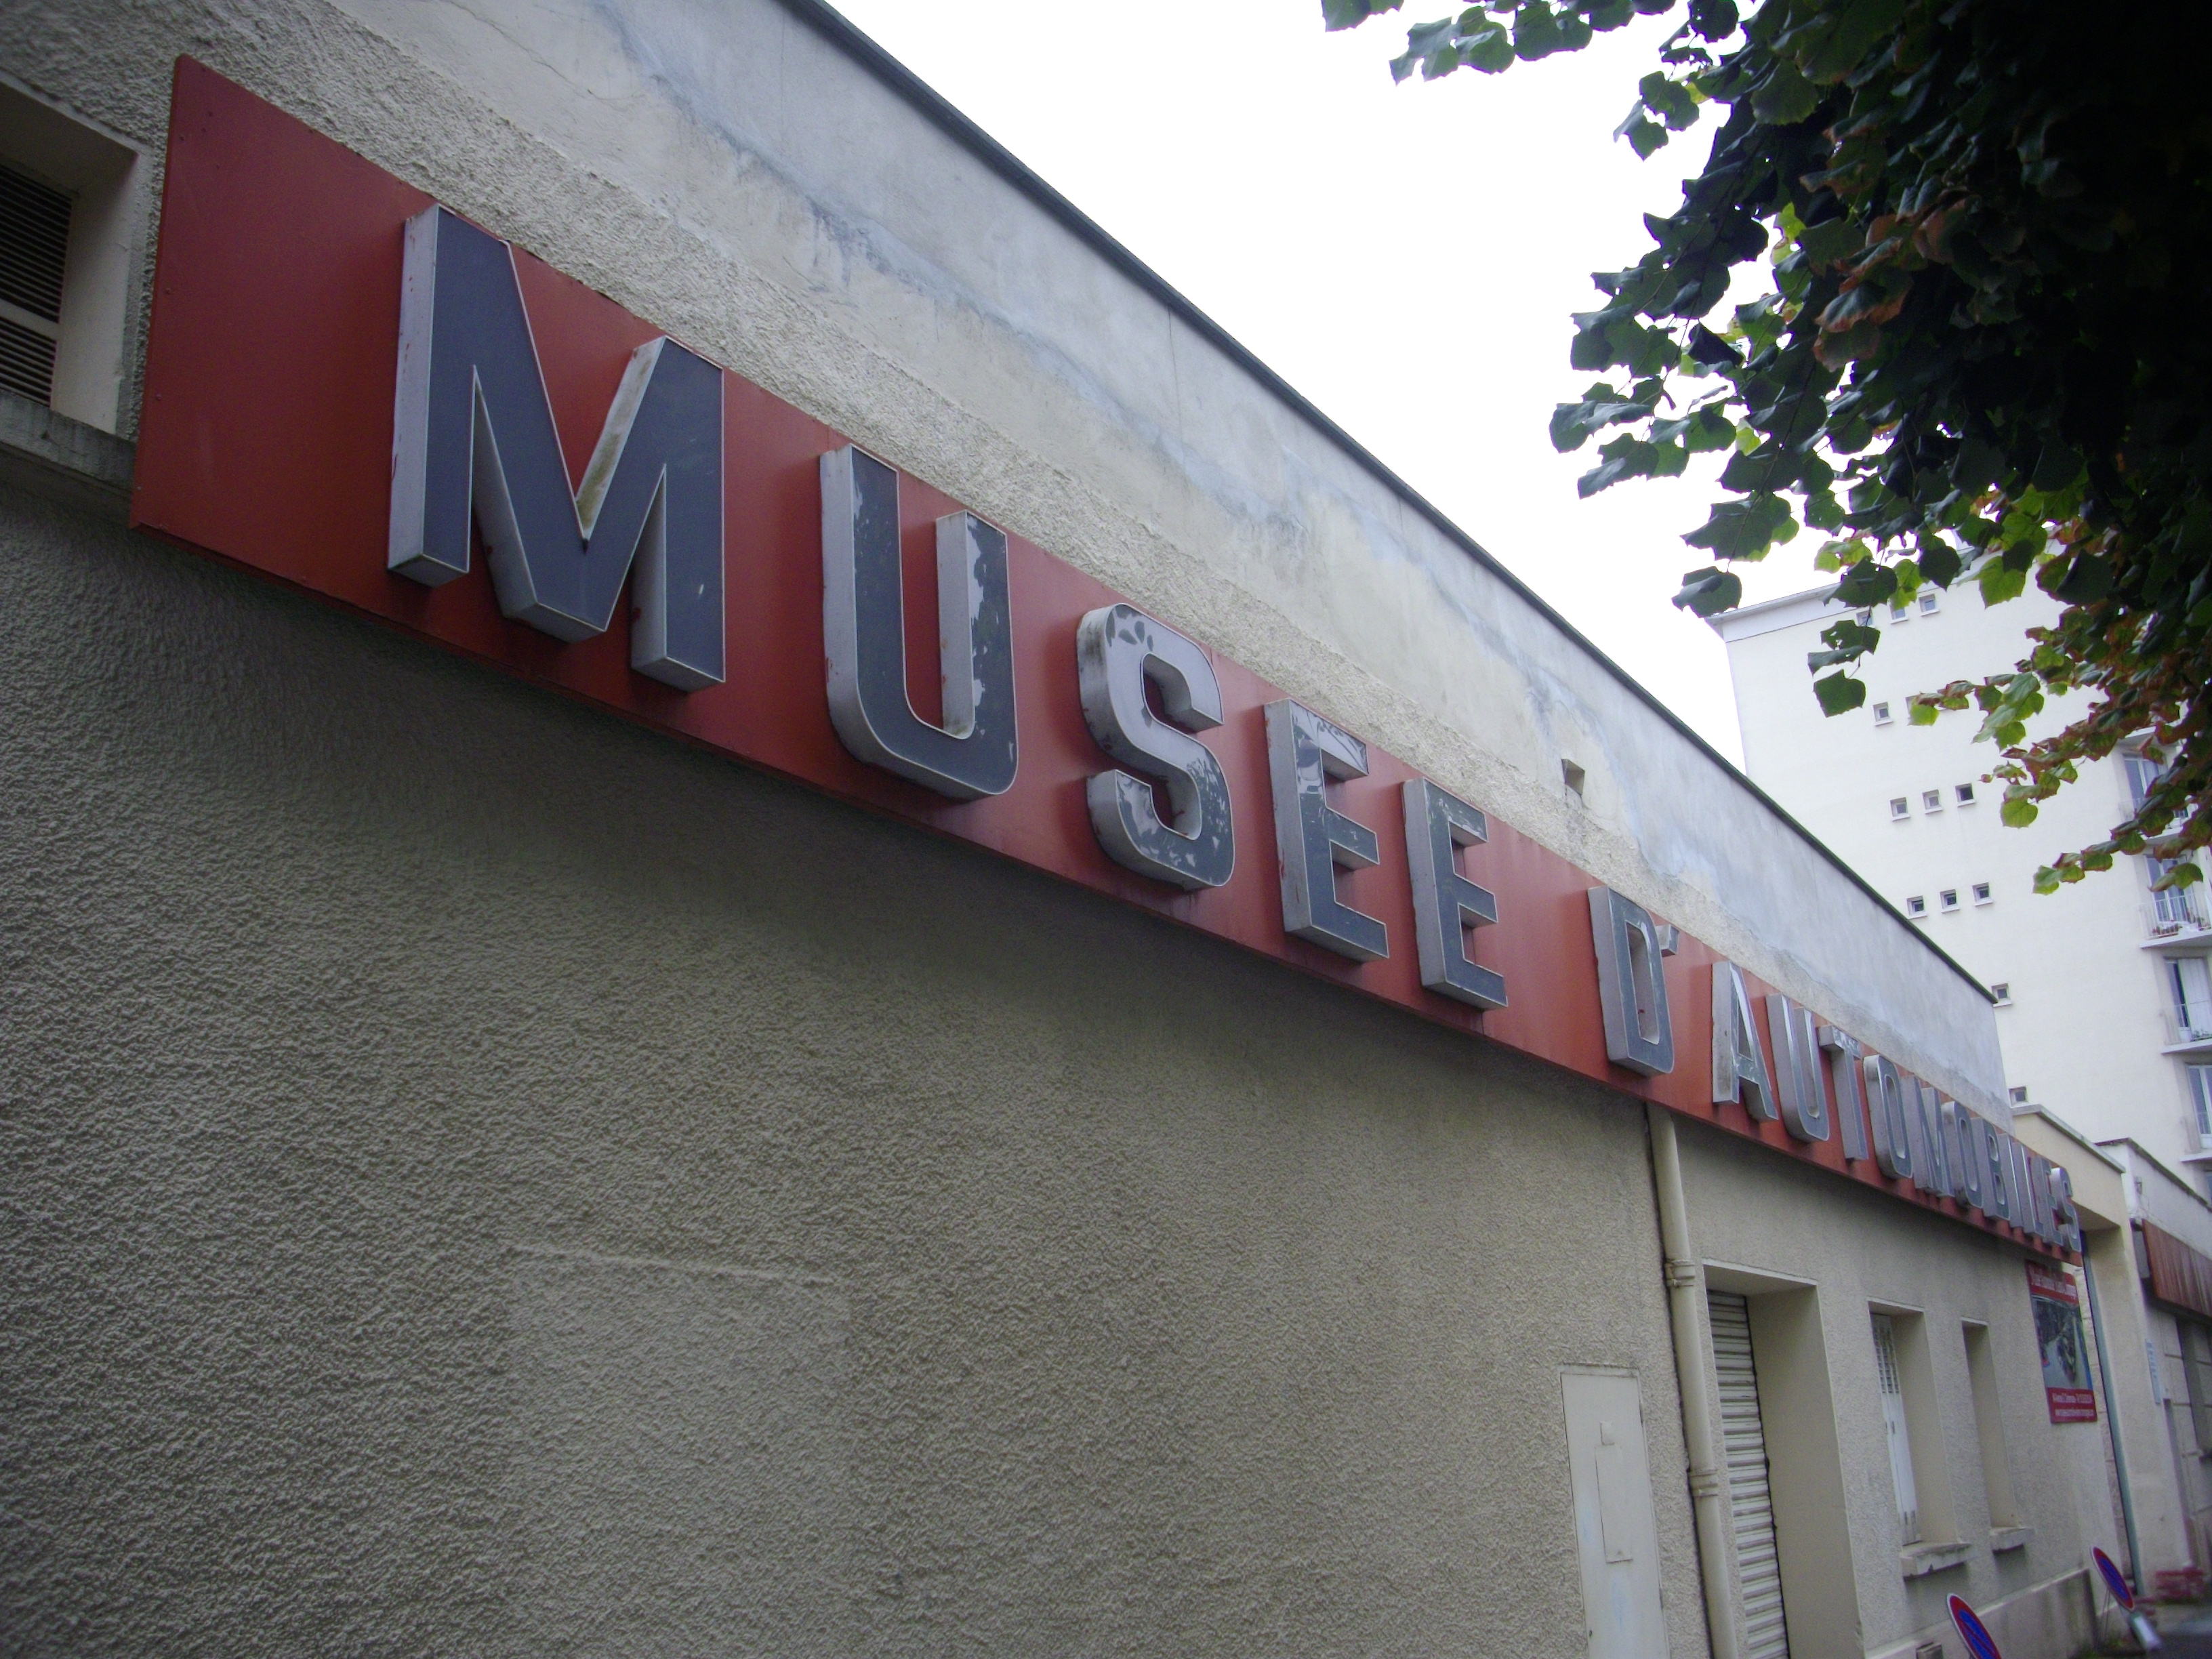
[0,161,73,405]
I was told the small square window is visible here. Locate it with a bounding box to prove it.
[1972,882,1992,905]
[1890,797,1910,820]
[1955,783,1976,805]
[1890,601,1912,623]
[1873,701,1893,725]
[1906,895,1927,918]
[1855,608,1874,626]
[1923,790,1943,813]
[2009,1084,2027,1103]
[1993,985,2013,1006]
[1919,591,1940,615]
[1939,888,1960,912]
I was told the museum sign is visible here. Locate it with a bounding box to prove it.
[129,60,2077,1257]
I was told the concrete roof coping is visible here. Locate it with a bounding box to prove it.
[2097,1136,2212,1227]
[2015,1106,2127,1174]
[777,0,1995,1004]
[1706,583,1847,642]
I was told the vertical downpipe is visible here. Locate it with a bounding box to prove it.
[1647,1104,1741,1659]
[2081,1248,2147,1593]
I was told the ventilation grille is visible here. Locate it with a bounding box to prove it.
[0,161,72,405]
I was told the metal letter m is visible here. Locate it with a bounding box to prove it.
[387,205,724,689]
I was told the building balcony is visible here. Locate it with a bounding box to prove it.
[2162,1006,2212,1056]
[2145,905,2212,956]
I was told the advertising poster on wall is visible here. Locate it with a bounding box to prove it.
[2027,1262,2097,1423]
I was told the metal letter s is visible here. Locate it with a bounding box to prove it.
[1265,700,1387,962]
[2049,1164,2081,1250]
[1765,995,1831,1143]
[1712,963,1777,1120]
[388,206,724,689]
[1589,887,1673,1074]
[2027,1153,2057,1244]
[1076,604,1233,890]
[821,445,1017,800]
[1402,781,1505,1010]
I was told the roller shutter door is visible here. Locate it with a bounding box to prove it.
[1710,1290,1790,1659]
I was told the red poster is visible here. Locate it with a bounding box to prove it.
[2027,1262,2097,1423]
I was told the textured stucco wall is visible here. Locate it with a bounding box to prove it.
[0,491,1702,1651]
[1678,1121,2102,1658]
[0,0,2003,1108]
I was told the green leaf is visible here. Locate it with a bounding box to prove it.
[2047,551,2113,603]
[1683,493,1795,560]
[1834,559,1898,607]
[1683,407,1736,451]
[1549,385,1654,451]
[1797,219,1863,265]
[1322,0,1399,26]
[1908,698,1940,726]
[1751,60,1820,124]
[2002,797,2041,829]
[2030,443,2083,493]
[1672,565,1744,616]
[1720,443,1796,493]
[1638,70,1700,129]
[1620,114,1668,158]
[1513,3,1568,60]
[1978,556,2028,605]
[1813,671,1866,715]
[1950,436,2006,494]
[1461,18,1515,71]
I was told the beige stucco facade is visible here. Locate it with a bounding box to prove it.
[0,1,2125,1653]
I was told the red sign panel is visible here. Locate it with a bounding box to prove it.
[131,58,2053,1252]
[2026,1263,2096,1422]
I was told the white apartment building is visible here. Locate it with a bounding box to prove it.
[1715,578,2212,1186]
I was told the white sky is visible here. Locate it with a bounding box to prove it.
[830,0,1831,765]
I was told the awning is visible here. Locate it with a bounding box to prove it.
[2139,1219,2212,1322]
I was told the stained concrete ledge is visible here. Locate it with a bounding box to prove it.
[0,386,132,522]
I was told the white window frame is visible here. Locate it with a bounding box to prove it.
[1938,890,1959,913]
[0,81,147,432]
[1906,895,1927,918]
[1992,984,2012,1006]
[1873,701,1893,726]
[1872,1313,1921,1544]
[1972,882,1992,905]
[1956,782,1976,805]
[1889,797,1910,821]
[1922,790,1943,815]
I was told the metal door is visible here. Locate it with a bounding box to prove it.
[1710,1292,1790,1659]
[1561,1369,1667,1659]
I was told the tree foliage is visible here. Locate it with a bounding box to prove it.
[1322,0,2212,892]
